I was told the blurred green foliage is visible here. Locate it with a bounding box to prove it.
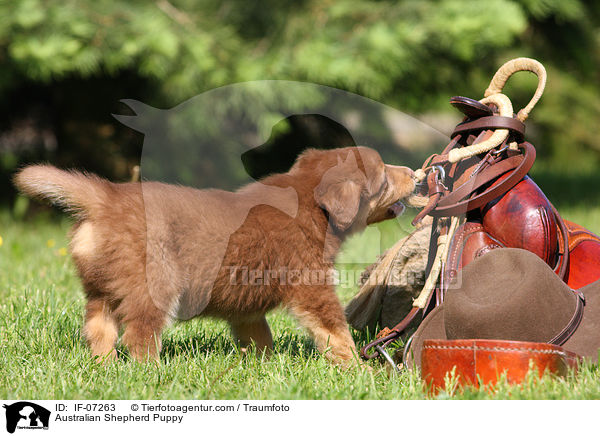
[0,0,531,103]
[1,0,599,198]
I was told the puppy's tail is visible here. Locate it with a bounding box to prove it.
[13,164,111,217]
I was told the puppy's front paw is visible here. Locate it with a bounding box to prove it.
[318,331,359,367]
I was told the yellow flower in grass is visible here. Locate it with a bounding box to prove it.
[57,247,68,256]
[47,239,56,248]
[0,235,3,247]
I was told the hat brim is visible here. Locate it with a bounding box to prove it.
[561,281,600,361]
[405,280,600,368]
[404,305,447,369]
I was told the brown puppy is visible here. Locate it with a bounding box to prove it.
[14,146,415,364]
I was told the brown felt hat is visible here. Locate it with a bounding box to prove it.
[405,248,600,368]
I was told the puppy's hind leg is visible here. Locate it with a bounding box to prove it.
[118,262,176,362]
[83,298,119,363]
[288,286,357,365]
[121,309,167,362]
[230,316,273,355]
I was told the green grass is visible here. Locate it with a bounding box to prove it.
[1,166,600,399]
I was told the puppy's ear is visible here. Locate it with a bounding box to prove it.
[315,180,361,231]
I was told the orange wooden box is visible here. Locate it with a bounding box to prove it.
[421,339,580,393]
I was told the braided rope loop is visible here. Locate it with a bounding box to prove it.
[484,57,546,122]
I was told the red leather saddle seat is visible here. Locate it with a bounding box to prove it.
[447,174,600,289]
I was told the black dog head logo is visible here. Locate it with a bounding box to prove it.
[3,402,50,434]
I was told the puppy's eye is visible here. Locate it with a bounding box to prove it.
[380,176,389,194]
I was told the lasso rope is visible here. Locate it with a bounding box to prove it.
[412,215,460,309]
[485,57,547,122]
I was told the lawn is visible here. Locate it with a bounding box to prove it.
[1,166,600,400]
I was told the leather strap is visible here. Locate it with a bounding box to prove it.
[430,142,536,217]
[412,192,441,226]
[437,155,522,209]
[412,172,445,226]
[551,202,570,281]
[359,307,421,360]
[548,289,585,346]
[421,135,463,169]
[451,116,526,139]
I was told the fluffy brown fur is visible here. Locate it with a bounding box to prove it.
[14,146,415,364]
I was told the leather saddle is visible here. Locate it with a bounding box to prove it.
[360,93,600,361]
[440,96,600,294]
[361,57,600,362]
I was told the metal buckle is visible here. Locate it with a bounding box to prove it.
[492,144,509,156]
[432,165,446,183]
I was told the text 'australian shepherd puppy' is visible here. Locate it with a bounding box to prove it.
[15,146,417,364]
